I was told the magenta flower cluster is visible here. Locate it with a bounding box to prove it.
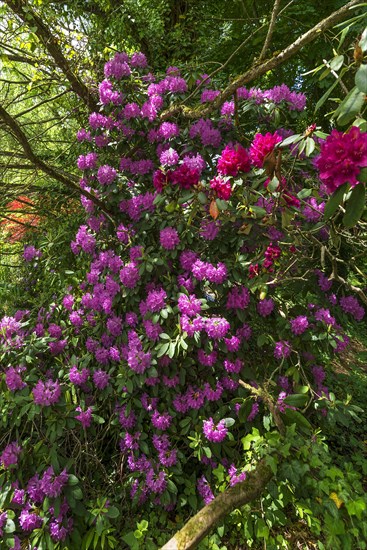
[315,127,367,193]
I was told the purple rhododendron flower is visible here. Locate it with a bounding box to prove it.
[23,245,42,262]
[290,315,309,335]
[75,406,92,428]
[339,295,365,321]
[5,366,26,392]
[274,341,292,360]
[0,512,8,537]
[160,227,180,250]
[19,506,43,531]
[41,466,68,498]
[257,298,275,317]
[0,441,21,468]
[97,164,117,185]
[197,476,214,504]
[33,379,61,406]
[203,417,228,442]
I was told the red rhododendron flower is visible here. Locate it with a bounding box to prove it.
[250,131,282,168]
[210,176,232,200]
[217,144,251,176]
[315,127,367,193]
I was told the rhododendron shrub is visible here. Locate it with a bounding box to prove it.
[0,52,366,548]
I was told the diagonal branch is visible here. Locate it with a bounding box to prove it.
[160,460,273,550]
[4,0,98,111]
[0,104,113,218]
[259,0,282,61]
[161,0,363,120]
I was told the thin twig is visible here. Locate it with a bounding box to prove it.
[322,58,349,94]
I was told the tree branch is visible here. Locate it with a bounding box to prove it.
[239,380,285,434]
[0,104,113,218]
[4,0,98,111]
[161,0,363,120]
[259,0,282,62]
[160,460,273,550]
[14,89,71,119]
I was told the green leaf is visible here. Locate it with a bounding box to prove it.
[342,184,366,228]
[4,518,15,534]
[216,199,228,211]
[329,55,344,71]
[178,191,194,204]
[250,205,267,217]
[337,87,365,126]
[281,209,294,227]
[314,131,328,139]
[283,394,308,408]
[198,192,208,204]
[358,166,367,184]
[297,188,312,199]
[283,409,312,432]
[168,341,176,358]
[83,528,95,550]
[203,446,212,458]
[122,531,139,549]
[255,518,269,539]
[355,64,367,93]
[305,137,315,157]
[180,337,188,350]
[324,182,349,220]
[222,417,235,428]
[138,519,149,531]
[360,26,367,52]
[346,498,366,519]
[153,194,163,205]
[165,201,177,213]
[72,487,83,500]
[257,334,268,347]
[338,24,350,49]
[217,525,225,537]
[125,379,133,393]
[157,342,170,357]
[279,134,302,147]
[53,496,61,518]
[238,399,253,423]
[106,506,120,519]
[167,480,178,494]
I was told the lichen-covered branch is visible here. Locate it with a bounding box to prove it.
[161,0,362,120]
[160,460,273,550]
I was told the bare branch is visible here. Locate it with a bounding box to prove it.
[259,0,282,62]
[0,104,114,218]
[322,58,349,95]
[14,89,71,119]
[4,0,98,111]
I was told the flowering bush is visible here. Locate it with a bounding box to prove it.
[0,50,366,549]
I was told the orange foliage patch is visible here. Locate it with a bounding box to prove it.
[1,195,41,242]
